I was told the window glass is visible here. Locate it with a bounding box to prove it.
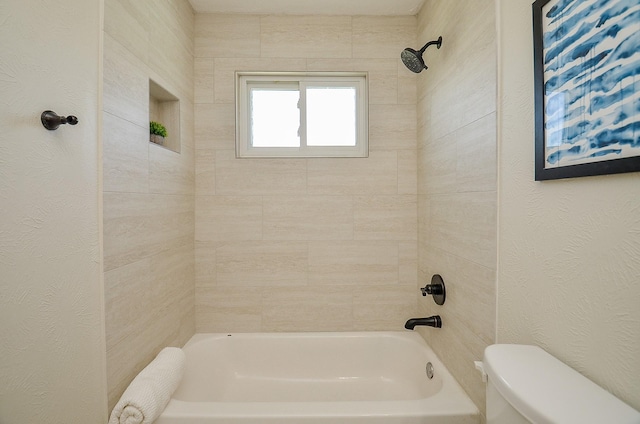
[250,88,300,148]
[306,87,356,147]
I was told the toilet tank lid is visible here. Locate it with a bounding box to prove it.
[483,344,640,424]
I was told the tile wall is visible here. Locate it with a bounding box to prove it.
[101,3,498,416]
[194,14,420,332]
[416,0,497,418]
[102,0,195,410]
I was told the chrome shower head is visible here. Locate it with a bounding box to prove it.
[401,36,442,73]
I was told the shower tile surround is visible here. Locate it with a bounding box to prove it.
[416,0,497,419]
[103,0,195,411]
[194,14,420,333]
[103,0,498,417]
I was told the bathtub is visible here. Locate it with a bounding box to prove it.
[156,331,479,424]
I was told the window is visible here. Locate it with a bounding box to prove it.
[236,72,368,158]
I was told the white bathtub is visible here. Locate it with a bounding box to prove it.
[156,331,479,424]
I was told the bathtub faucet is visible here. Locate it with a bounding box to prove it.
[404,315,442,330]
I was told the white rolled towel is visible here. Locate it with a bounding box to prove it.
[108,347,186,424]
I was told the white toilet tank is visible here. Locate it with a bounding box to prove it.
[480,344,640,424]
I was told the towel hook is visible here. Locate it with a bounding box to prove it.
[41,110,78,130]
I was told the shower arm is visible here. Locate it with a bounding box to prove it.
[418,38,442,54]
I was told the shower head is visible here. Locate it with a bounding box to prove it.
[401,36,442,73]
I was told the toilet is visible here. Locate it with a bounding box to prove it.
[477,344,640,424]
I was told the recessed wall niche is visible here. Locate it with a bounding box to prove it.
[149,79,180,153]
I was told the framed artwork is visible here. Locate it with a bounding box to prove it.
[533,0,640,181]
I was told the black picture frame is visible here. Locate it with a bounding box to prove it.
[533,0,640,181]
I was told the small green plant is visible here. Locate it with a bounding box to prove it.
[150,121,168,138]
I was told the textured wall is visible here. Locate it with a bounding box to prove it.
[194,14,420,332]
[103,0,196,410]
[497,0,640,412]
[415,0,497,418]
[0,0,107,422]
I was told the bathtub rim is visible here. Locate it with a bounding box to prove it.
[162,331,479,420]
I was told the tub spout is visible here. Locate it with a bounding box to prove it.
[404,315,442,330]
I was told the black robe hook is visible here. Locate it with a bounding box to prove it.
[41,110,78,130]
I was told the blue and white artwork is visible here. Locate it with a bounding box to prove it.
[542,0,640,169]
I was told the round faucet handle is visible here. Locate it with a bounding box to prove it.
[420,274,446,305]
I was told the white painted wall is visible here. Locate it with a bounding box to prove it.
[0,1,107,422]
[497,0,640,411]
[189,0,425,15]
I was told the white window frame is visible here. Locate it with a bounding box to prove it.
[236,71,368,158]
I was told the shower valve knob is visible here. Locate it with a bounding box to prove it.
[41,110,79,130]
[422,284,443,296]
[420,274,446,305]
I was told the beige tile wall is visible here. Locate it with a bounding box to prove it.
[102,4,497,415]
[103,0,195,411]
[416,0,497,419]
[194,14,419,332]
